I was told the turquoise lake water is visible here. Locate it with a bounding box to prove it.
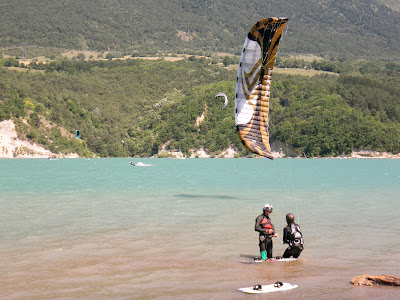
[1,158,399,299]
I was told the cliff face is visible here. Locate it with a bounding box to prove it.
[0,119,51,158]
[0,119,78,158]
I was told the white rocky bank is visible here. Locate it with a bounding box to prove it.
[0,120,78,158]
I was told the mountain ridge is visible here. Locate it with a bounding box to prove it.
[1,0,399,59]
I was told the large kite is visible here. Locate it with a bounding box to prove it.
[235,18,288,159]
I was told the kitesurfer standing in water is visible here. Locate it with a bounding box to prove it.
[255,204,276,260]
[282,213,304,258]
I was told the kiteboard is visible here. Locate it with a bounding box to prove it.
[240,255,297,264]
[238,282,298,294]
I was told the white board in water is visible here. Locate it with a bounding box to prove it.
[238,282,298,294]
[241,257,297,264]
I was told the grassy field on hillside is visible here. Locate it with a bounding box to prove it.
[226,65,338,76]
[274,68,339,76]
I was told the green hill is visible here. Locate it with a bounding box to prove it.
[1,58,399,157]
[1,0,399,157]
[1,0,399,59]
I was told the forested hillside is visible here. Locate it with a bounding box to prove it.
[0,59,234,157]
[1,59,399,157]
[1,0,399,158]
[1,0,399,59]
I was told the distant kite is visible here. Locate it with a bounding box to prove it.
[215,92,228,110]
[75,130,80,139]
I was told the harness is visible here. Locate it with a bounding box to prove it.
[289,223,303,248]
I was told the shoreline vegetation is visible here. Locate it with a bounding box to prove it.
[1,119,399,159]
[1,51,400,159]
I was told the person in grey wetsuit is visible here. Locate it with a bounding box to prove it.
[254,204,277,260]
[282,213,304,258]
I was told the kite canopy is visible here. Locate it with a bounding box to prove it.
[215,92,228,110]
[75,130,80,139]
[235,18,288,159]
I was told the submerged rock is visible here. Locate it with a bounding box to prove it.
[350,275,400,286]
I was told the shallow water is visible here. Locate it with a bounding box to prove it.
[1,158,399,299]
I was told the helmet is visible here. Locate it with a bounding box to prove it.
[263,204,273,212]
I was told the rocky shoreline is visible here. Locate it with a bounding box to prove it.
[1,119,399,159]
[0,119,78,158]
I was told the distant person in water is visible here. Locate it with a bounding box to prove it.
[255,204,277,260]
[282,213,304,258]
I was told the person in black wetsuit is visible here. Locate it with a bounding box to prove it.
[282,213,304,258]
[254,204,277,260]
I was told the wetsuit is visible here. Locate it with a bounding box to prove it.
[282,222,304,258]
[255,214,275,259]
